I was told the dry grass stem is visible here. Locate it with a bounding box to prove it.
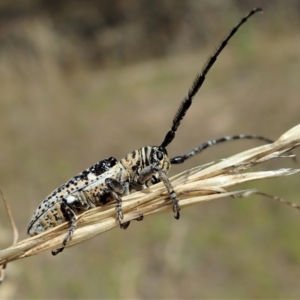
[0,124,300,267]
[0,187,19,284]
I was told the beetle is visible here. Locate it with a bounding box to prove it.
[28,8,269,255]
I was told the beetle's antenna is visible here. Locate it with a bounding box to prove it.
[160,8,263,149]
[171,134,272,164]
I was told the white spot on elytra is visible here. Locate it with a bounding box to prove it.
[87,173,97,181]
[66,195,77,204]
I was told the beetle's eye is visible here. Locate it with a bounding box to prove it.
[157,151,164,160]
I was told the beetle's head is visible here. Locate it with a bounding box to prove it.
[148,146,170,184]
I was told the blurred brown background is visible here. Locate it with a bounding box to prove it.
[0,0,300,298]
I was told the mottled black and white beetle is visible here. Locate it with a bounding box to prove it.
[28,8,270,255]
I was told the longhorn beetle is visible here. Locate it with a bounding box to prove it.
[28,8,269,255]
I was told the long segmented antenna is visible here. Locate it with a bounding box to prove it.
[160,8,263,149]
[171,134,273,164]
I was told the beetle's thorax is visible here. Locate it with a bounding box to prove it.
[120,146,171,182]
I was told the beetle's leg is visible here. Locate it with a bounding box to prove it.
[52,202,78,256]
[136,214,144,221]
[137,164,180,219]
[105,178,131,229]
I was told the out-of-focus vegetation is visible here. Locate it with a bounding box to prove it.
[0,0,300,298]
